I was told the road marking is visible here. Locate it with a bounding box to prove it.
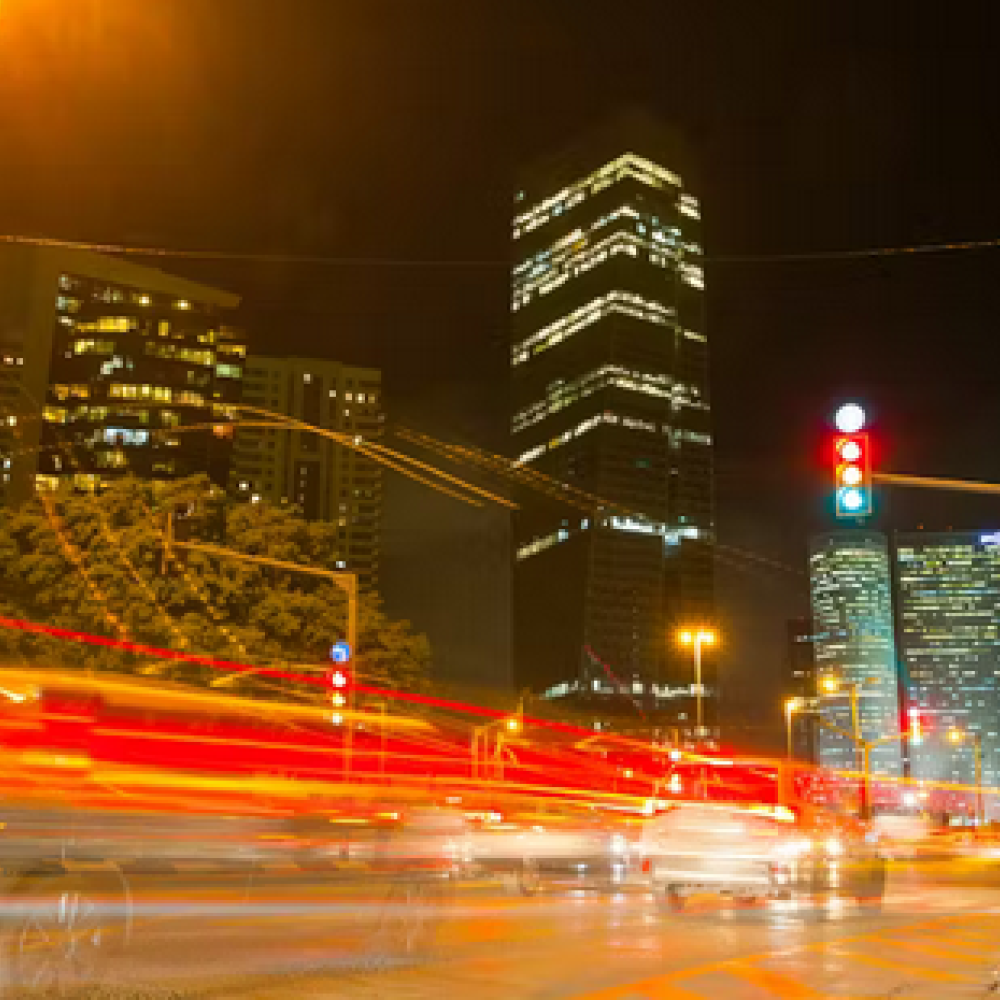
[574,911,1000,998]
[722,961,823,997]
[860,934,992,963]
[822,945,979,983]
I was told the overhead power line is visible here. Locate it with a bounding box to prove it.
[3,232,1000,268]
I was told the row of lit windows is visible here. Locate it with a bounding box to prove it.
[512,153,686,238]
[74,316,137,335]
[144,343,215,366]
[515,409,713,466]
[512,290,676,365]
[512,364,703,434]
[512,206,697,309]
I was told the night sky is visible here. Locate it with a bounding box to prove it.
[3,1,1000,743]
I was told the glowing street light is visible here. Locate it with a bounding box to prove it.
[819,675,839,694]
[677,628,718,738]
[947,727,984,827]
[834,402,866,434]
[784,696,805,760]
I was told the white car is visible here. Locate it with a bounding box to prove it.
[640,802,885,911]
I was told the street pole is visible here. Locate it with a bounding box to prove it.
[975,735,983,829]
[861,743,871,821]
[695,638,703,737]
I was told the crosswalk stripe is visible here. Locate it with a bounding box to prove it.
[865,935,993,963]
[722,961,824,997]
[577,980,707,999]
[824,946,979,983]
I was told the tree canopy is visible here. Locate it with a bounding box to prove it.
[0,476,431,697]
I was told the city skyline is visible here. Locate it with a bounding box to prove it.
[2,3,1000,732]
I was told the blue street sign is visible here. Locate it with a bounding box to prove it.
[330,642,351,663]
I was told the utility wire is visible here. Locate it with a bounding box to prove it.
[4,231,1000,267]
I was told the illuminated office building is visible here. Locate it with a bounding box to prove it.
[230,357,383,587]
[808,531,902,776]
[0,244,244,504]
[511,113,713,727]
[895,531,1000,808]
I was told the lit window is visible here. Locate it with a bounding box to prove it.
[175,300,191,310]
[303,373,312,384]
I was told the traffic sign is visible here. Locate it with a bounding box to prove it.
[330,641,351,663]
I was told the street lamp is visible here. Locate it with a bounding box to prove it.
[784,697,804,760]
[472,706,523,779]
[813,674,893,820]
[947,727,984,828]
[678,628,716,739]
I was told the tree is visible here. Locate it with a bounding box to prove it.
[0,476,431,697]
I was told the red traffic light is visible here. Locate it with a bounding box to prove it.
[834,432,871,517]
[328,667,353,689]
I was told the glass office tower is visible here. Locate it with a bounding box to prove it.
[809,531,902,776]
[895,531,1000,809]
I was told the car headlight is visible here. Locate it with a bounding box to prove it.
[824,836,844,857]
[774,836,812,859]
[610,834,628,855]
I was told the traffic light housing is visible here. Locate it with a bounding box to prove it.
[327,664,354,724]
[834,432,871,518]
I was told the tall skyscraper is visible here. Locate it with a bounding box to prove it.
[230,356,383,587]
[808,531,902,776]
[0,245,244,504]
[510,113,713,728]
[895,531,1000,809]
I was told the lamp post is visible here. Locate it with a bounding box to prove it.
[814,674,900,820]
[678,628,716,739]
[948,728,984,829]
[784,697,804,760]
[472,713,521,780]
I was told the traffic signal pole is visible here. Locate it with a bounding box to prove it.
[163,521,359,774]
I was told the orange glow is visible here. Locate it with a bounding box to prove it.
[678,628,716,646]
[819,676,839,694]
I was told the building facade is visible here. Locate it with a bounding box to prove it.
[895,531,1000,808]
[230,357,383,587]
[785,616,817,761]
[808,531,902,776]
[511,113,713,731]
[0,245,244,503]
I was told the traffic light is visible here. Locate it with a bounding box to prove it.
[327,663,354,726]
[834,431,871,518]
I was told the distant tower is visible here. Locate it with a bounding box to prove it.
[511,112,713,731]
[809,531,902,776]
[895,530,1000,816]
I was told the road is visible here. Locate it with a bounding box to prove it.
[6,862,1000,998]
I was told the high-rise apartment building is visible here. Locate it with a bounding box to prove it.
[230,357,383,587]
[511,113,713,726]
[0,245,244,503]
[895,531,1000,806]
[808,531,902,776]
